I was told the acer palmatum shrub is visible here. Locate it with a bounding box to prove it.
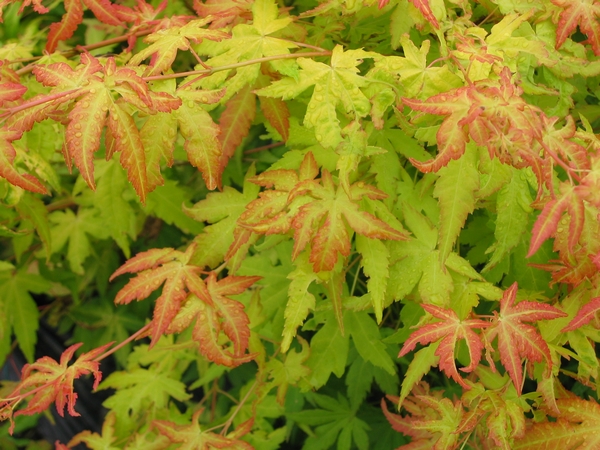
[1,0,600,448]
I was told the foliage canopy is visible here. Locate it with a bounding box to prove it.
[2,0,600,448]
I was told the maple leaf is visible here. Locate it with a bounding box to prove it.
[0,342,112,434]
[288,393,371,450]
[128,16,229,76]
[165,272,260,367]
[154,410,253,450]
[485,283,567,394]
[289,169,409,272]
[193,0,253,29]
[561,296,600,332]
[193,0,297,103]
[44,0,124,52]
[434,142,479,264]
[382,389,473,450]
[110,245,204,346]
[98,364,191,420]
[552,0,600,56]
[403,68,543,177]
[10,53,182,202]
[398,304,488,388]
[527,183,584,257]
[218,84,256,171]
[256,45,377,149]
[0,128,48,194]
[68,410,118,450]
[139,79,226,191]
[110,245,260,365]
[48,207,110,274]
[513,397,600,449]
[0,268,50,365]
[184,165,260,268]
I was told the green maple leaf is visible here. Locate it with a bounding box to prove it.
[128,17,229,76]
[484,167,532,270]
[0,268,50,365]
[184,165,259,268]
[48,207,109,274]
[306,311,349,389]
[93,159,137,257]
[266,336,311,404]
[289,393,370,450]
[256,45,377,149]
[373,35,462,99]
[68,411,118,450]
[193,0,297,102]
[144,179,204,235]
[281,252,319,352]
[434,142,479,264]
[346,310,396,375]
[98,367,190,419]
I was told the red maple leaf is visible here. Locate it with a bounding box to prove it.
[110,245,260,366]
[552,0,600,56]
[3,53,181,201]
[527,183,585,257]
[44,0,124,52]
[398,304,488,389]
[402,68,541,177]
[154,410,253,450]
[382,387,475,449]
[485,283,567,394]
[0,342,112,434]
[561,296,600,332]
[165,272,260,367]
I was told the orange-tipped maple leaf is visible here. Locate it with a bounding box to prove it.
[154,410,253,450]
[552,0,600,56]
[0,342,112,434]
[485,283,567,394]
[0,128,48,194]
[398,304,489,389]
[110,245,260,366]
[403,68,546,184]
[514,397,600,449]
[291,169,410,272]
[42,0,125,52]
[128,16,229,76]
[527,183,585,257]
[193,0,253,29]
[6,52,181,202]
[561,296,600,332]
[233,152,409,272]
[218,85,257,172]
[382,388,474,449]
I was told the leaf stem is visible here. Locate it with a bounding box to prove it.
[144,51,332,83]
[93,322,152,362]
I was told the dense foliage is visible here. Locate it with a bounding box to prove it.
[1,0,600,448]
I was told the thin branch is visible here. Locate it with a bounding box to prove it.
[145,51,331,83]
[93,323,152,362]
[244,142,285,154]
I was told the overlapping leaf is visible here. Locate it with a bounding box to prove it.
[5,53,181,201]
[154,411,253,450]
[256,45,377,149]
[110,244,259,366]
[485,283,567,393]
[399,304,488,388]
